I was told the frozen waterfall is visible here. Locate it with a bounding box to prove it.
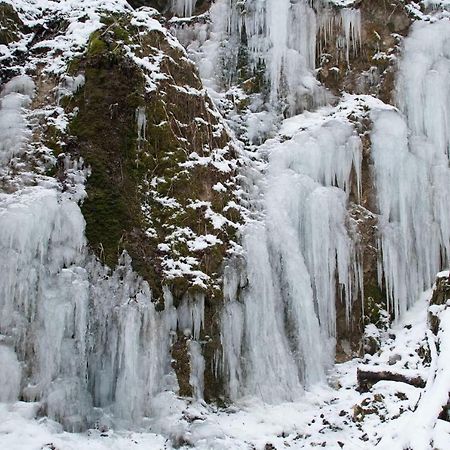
[371,20,450,318]
[176,0,361,113]
[0,76,192,430]
[1,0,450,434]
[221,114,363,401]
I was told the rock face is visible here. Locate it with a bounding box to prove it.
[0,3,21,45]
[61,10,241,401]
[429,272,450,335]
[66,14,239,299]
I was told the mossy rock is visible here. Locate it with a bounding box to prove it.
[58,13,240,401]
[364,288,388,328]
[0,3,22,45]
[67,24,156,283]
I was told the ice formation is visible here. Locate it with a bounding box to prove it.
[371,20,450,317]
[221,115,362,401]
[318,7,362,63]
[0,184,178,430]
[177,0,361,113]
[0,76,197,430]
[1,0,450,441]
[0,76,34,163]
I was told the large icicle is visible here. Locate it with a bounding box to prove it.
[172,0,197,17]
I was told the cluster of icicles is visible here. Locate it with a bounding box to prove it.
[0,0,449,432]
[175,0,361,113]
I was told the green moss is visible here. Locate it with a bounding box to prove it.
[111,25,131,43]
[67,26,150,273]
[365,283,384,303]
[87,31,107,56]
[43,125,64,156]
[67,57,82,75]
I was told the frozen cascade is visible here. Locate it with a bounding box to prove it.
[0,185,180,430]
[371,20,450,317]
[176,0,361,113]
[227,0,326,112]
[221,116,362,401]
[2,0,450,437]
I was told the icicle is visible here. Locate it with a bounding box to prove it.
[340,8,361,62]
[318,7,361,64]
[172,0,197,17]
[0,75,34,163]
[188,340,205,400]
[177,292,205,340]
[136,106,147,150]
